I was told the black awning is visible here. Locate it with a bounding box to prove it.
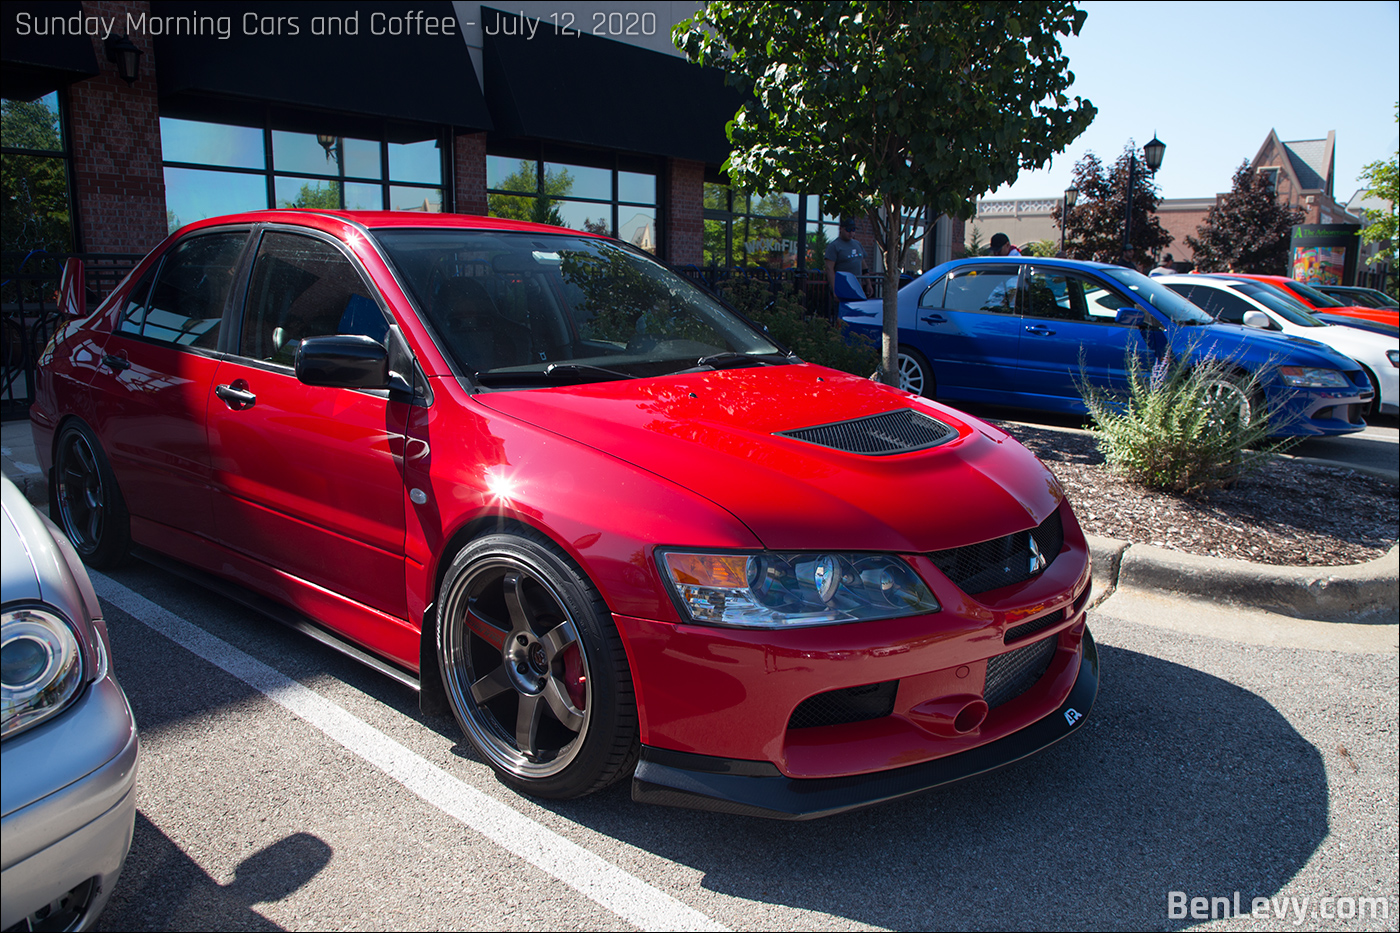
[1,1,101,100]
[481,8,741,164]
[149,1,491,132]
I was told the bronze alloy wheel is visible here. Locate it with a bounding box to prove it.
[437,531,638,798]
[53,422,130,568]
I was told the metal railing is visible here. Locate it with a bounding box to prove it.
[2,251,143,421]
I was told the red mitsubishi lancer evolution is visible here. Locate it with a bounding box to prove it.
[32,210,1097,819]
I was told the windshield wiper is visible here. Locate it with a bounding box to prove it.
[692,351,796,370]
[541,362,640,381]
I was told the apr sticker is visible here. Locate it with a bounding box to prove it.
[1064,708,1082,725]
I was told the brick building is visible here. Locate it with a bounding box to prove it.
[3,0,966,281]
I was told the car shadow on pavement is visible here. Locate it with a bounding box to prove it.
[541,642,1330,931]
[95,817,331,931]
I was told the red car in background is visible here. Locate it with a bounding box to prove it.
[32,210,1096,819]
[1230,274,1400,329]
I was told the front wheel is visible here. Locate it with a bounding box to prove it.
[1200,374,1257,429]
[437,530,638,799]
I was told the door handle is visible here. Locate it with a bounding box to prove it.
[215,383,256,409]
[1024,325,1055,336]
[920,313,946,324]
[101,354,130,371]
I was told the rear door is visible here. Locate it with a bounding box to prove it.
[86,229,250,532]
[911,264,1023,399]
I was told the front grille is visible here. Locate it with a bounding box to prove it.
[788,680,898,729]
[928,509,1064,595]
[984,635,1058,709]
[778,408,956,455]
[1004,608,1064,644]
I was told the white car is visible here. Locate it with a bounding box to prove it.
[1159,275,1399,417]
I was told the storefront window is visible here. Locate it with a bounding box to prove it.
[704,184,800,271]
[485,153,656,253]
[161,118,444,231]
[1,92,73,260]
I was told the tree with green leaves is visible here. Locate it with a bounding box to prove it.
[1356,103,1397,296]
[675,1,1096,384]
[1055,144,1170,265]
[1,98,72,257]
[1185,161,1305,274]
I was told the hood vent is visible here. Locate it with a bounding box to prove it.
[777,408,956,455]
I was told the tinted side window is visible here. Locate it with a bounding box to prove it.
[118,268,157,336]
[1192,286,1256,325]
[917,276,947,310]
[240,232,387,365]
[941,266,1019,313]
[137,233,246,347]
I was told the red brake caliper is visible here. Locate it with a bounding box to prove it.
[562,645,586,710]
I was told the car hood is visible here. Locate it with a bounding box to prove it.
[1186,321,1362,369]
[475,364,1063,552]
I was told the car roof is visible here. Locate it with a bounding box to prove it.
[947,256,1123,272]
[173,209,602,238]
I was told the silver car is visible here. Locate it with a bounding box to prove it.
[2,475,138,931]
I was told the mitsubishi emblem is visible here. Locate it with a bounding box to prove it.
[1028,536,1047,575]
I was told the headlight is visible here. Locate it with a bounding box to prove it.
[659,551,941,628]
[2,607,85,739]
[1387,350,1398,368]
[1277,366,1349,387]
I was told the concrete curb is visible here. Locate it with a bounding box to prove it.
[1086,533,1399,623]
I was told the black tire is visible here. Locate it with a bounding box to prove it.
[436,529,638,799]
[52,421,130,568]
[1359,365,1381,420]
[897,346,935,398]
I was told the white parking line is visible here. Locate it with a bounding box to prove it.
[91,572,728,933]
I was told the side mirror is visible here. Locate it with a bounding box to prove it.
[1115,307,1149,328]
[832,271,866,302]
[296,334,393,389]
[1242,310,1272,330]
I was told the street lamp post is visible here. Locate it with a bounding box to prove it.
[1060,186,1078,253]
[1122,134,1166,257]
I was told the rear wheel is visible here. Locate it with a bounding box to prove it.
[436,530,638,798]
[897,347,935,398]
[1359,365,1381,419]
[52,422,130,568]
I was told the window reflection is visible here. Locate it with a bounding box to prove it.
[161,117,263,169]
[164,167,266,231]
[485,155,656,252]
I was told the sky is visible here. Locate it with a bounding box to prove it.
[988,0,1400,204]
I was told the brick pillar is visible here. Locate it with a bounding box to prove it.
[665,157,704,266]
[453,132,488,216]
[70,1,166,253]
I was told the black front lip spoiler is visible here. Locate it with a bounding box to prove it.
[631,628,1099,820]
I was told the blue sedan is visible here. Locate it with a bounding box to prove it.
[839,257,1372,436]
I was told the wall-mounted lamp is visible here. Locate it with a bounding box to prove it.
[317,134,340,162]
[103,34,142,85]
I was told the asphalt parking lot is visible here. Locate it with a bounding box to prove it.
[85,558,1396,932]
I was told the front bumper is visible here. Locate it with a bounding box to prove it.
[1,677,140,932]
[633,628,1097,819]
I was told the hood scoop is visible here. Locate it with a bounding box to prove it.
[777,408,956,455]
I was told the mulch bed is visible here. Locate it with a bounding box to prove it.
[994,421,1399,568]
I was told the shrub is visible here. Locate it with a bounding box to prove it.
[1079,350,1292,495]
[716,275,879,378]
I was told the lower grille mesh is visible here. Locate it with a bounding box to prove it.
[984,635,1058,709]
[788,681,898,729]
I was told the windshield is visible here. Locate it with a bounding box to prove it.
[1280,279,1343,308]
[1103,268,1214,324]
[1230,280,1325,326]
[373,230,785,385]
